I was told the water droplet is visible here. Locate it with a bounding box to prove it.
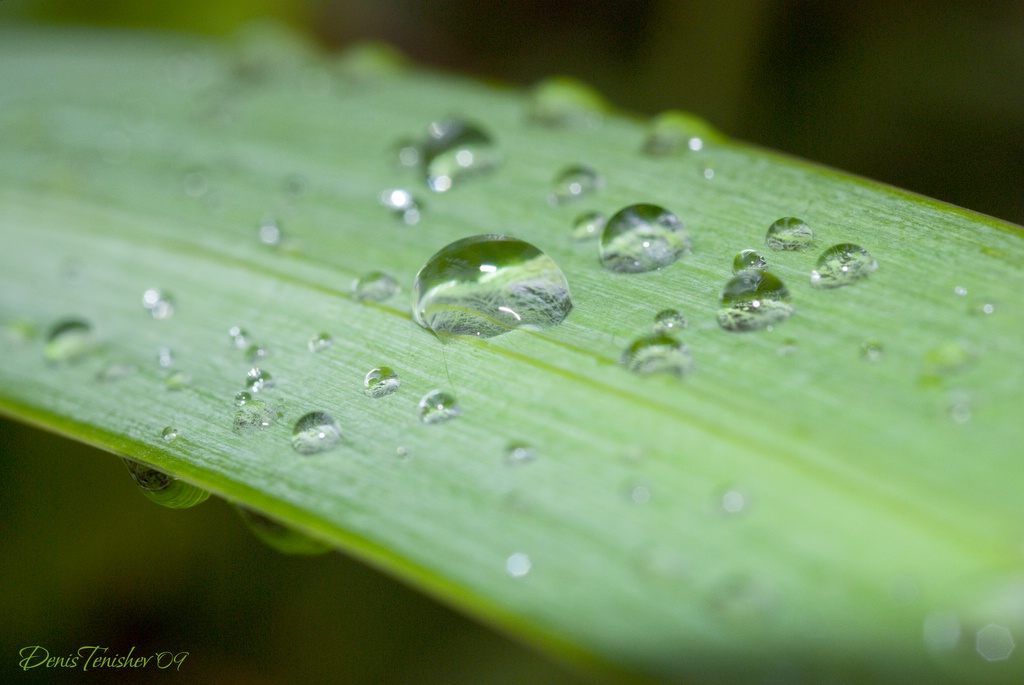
[352,271,400,302]
[720,488,748,514]
[599,204,690,273]
[570,210,606,241]
[641,111,713,156]
[244,344,269,363]
[924,342,973,376]
[96,362,137,383]
[291,411,342,455]
[257,217,282,246]
[652,309,687,334]
[44,319,96,362]
[183,170,210,197]
[228,326,250,349]
[621,334,694,377]
[948,390,973,424]
[418,119,500,192]
[394,137,420,168]
[142,288,175,319]
[976,624,1015,661]
[528,76,606,127]
[413,235,572,338]
[307,332,333,353]
[161,426,179,442]
[164,370,192,390]
[378,188,422,225]
[232,399,282,433]
[235,505,331,555]
[732,249,767,273]
[234,391,252,406]
[122,458,210,509]
[810,243,878,288]
[549,165,602,205]
[969,301,996,316]
[954,285,968,297]
[504,441,536,466]
[627,483,652,504]
[861,341,883,362]
[245,368,274,392]
[506,552,532,578]
[764,217,814,251]
[364,367,400,398]
[717,270,794,332]
[776,338,799,356]
[157,346,174,368]
[418,390,460,424]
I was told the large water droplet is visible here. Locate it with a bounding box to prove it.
[245,367,274,392]
[764,217,814,251]
[621,334,695,378]
[352,271,400,302]
[161,426,180,442]
[419,119,500,192]
[418,390,460,424]
[291,411,342,455]
[641,111,713,156]
[413,235,572,338]
[599,204,690,273]
[142,288,175,319]
[732,249,767,273]
[549,165,601,205]
[378,188,422,225]
[44,319,96,362]
[717,270,794,332]
[527,76,606,127]
[232,399,282,433]
[364,367,400,398]
[123,458,210,509]
[571,210,606,242]
[307,332,333,353]
[810,243,878,288]
[235,505,331,555]
[652,309,687,335]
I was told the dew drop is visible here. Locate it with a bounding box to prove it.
[122,458,210,509]
[142,288,175,319]
[44,319,96,362]
[257,217,282,246]
[732,249,767,273]
[164,370,192,390]
[599,204,690,273]
[764,217,814,251]
[228,325,250,349]
[570,210,606,241]
[96,362,137,383]
[976,624,1015,661]
[307,332,333,353]
[235,505,331,555]
[717,270,794,332]
[621,334,694,378]
[969,301,996,316]
[528,76,606,127]
[776,339,799,356]
[161,426,179,442]
[245,368,274,392]
[506,552,532,578]
[418,390,460,424]
[861,341,884,362]
[954,285,969,297]
[183,170,210,197]
[549,165,602,205]
[810,243,878,288]
[157,346,174,368]
[364,367,400,398]
[245,344,269,363]
[234,391,252,406]
[627,483,652,504]
[652,309,687,335]
[720,488,748,514]
[924,342,973,375]
[232,399,282,433]
[394,137,420,168]
[291,411,342,455]
[641,111,711,156]
[378,188,422,225]
[352,271,400,302]
[504,441,536,466]
[413,235,572,338]
[418,119,500,192]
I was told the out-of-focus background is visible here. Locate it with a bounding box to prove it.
[2,1,1022,683]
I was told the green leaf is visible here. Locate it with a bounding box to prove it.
[2,24,1023,683]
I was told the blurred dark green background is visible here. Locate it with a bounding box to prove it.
[2,1,1022,683]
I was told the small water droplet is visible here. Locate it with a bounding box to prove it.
[307,332,333,353]
[245,368,274,392]
[954,285,968,297]
[232,399,282,433]
[776,338,799,356]
[165,370,192,390]
[549,165,602,205]
[764,217,814,251]
[504,441,536,465]
[570,210,606,241]
[810,243,878,288]
[621,334,694,377]
[228,326,250,349]
[234,391,252,406]
[245,344,269,363]
[418,390,460,424]
[394,137,420,168]
[257,217,282,246]
[732,249,767,273]
[395,445,409,459]
[97,362,137,382]
[702,167,715,180]
[976,624,1015,661]
[599,204,690,273]
[720,488,748,514]
[183,170,210,197]
[413,235,572,338]
[378,188,422,225]
[363,367,400,397]
[861,341,883,362]
[652,309,687,335]
[506,552,532,578]
[717,270,794,332]
[161,426,180,442]
[969,301,996,316]
[123,458,210,509]
[948,390,973,424]
[157,346,174,368]
[235,505,331,555]
[641,111,712,155]
[528,76,606,127]
[291,411,342,455]
[352,271,400,302]
[44,319,96,362]
[627,483,652,504]
[142,288,175,319]
[418,119,500,192]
